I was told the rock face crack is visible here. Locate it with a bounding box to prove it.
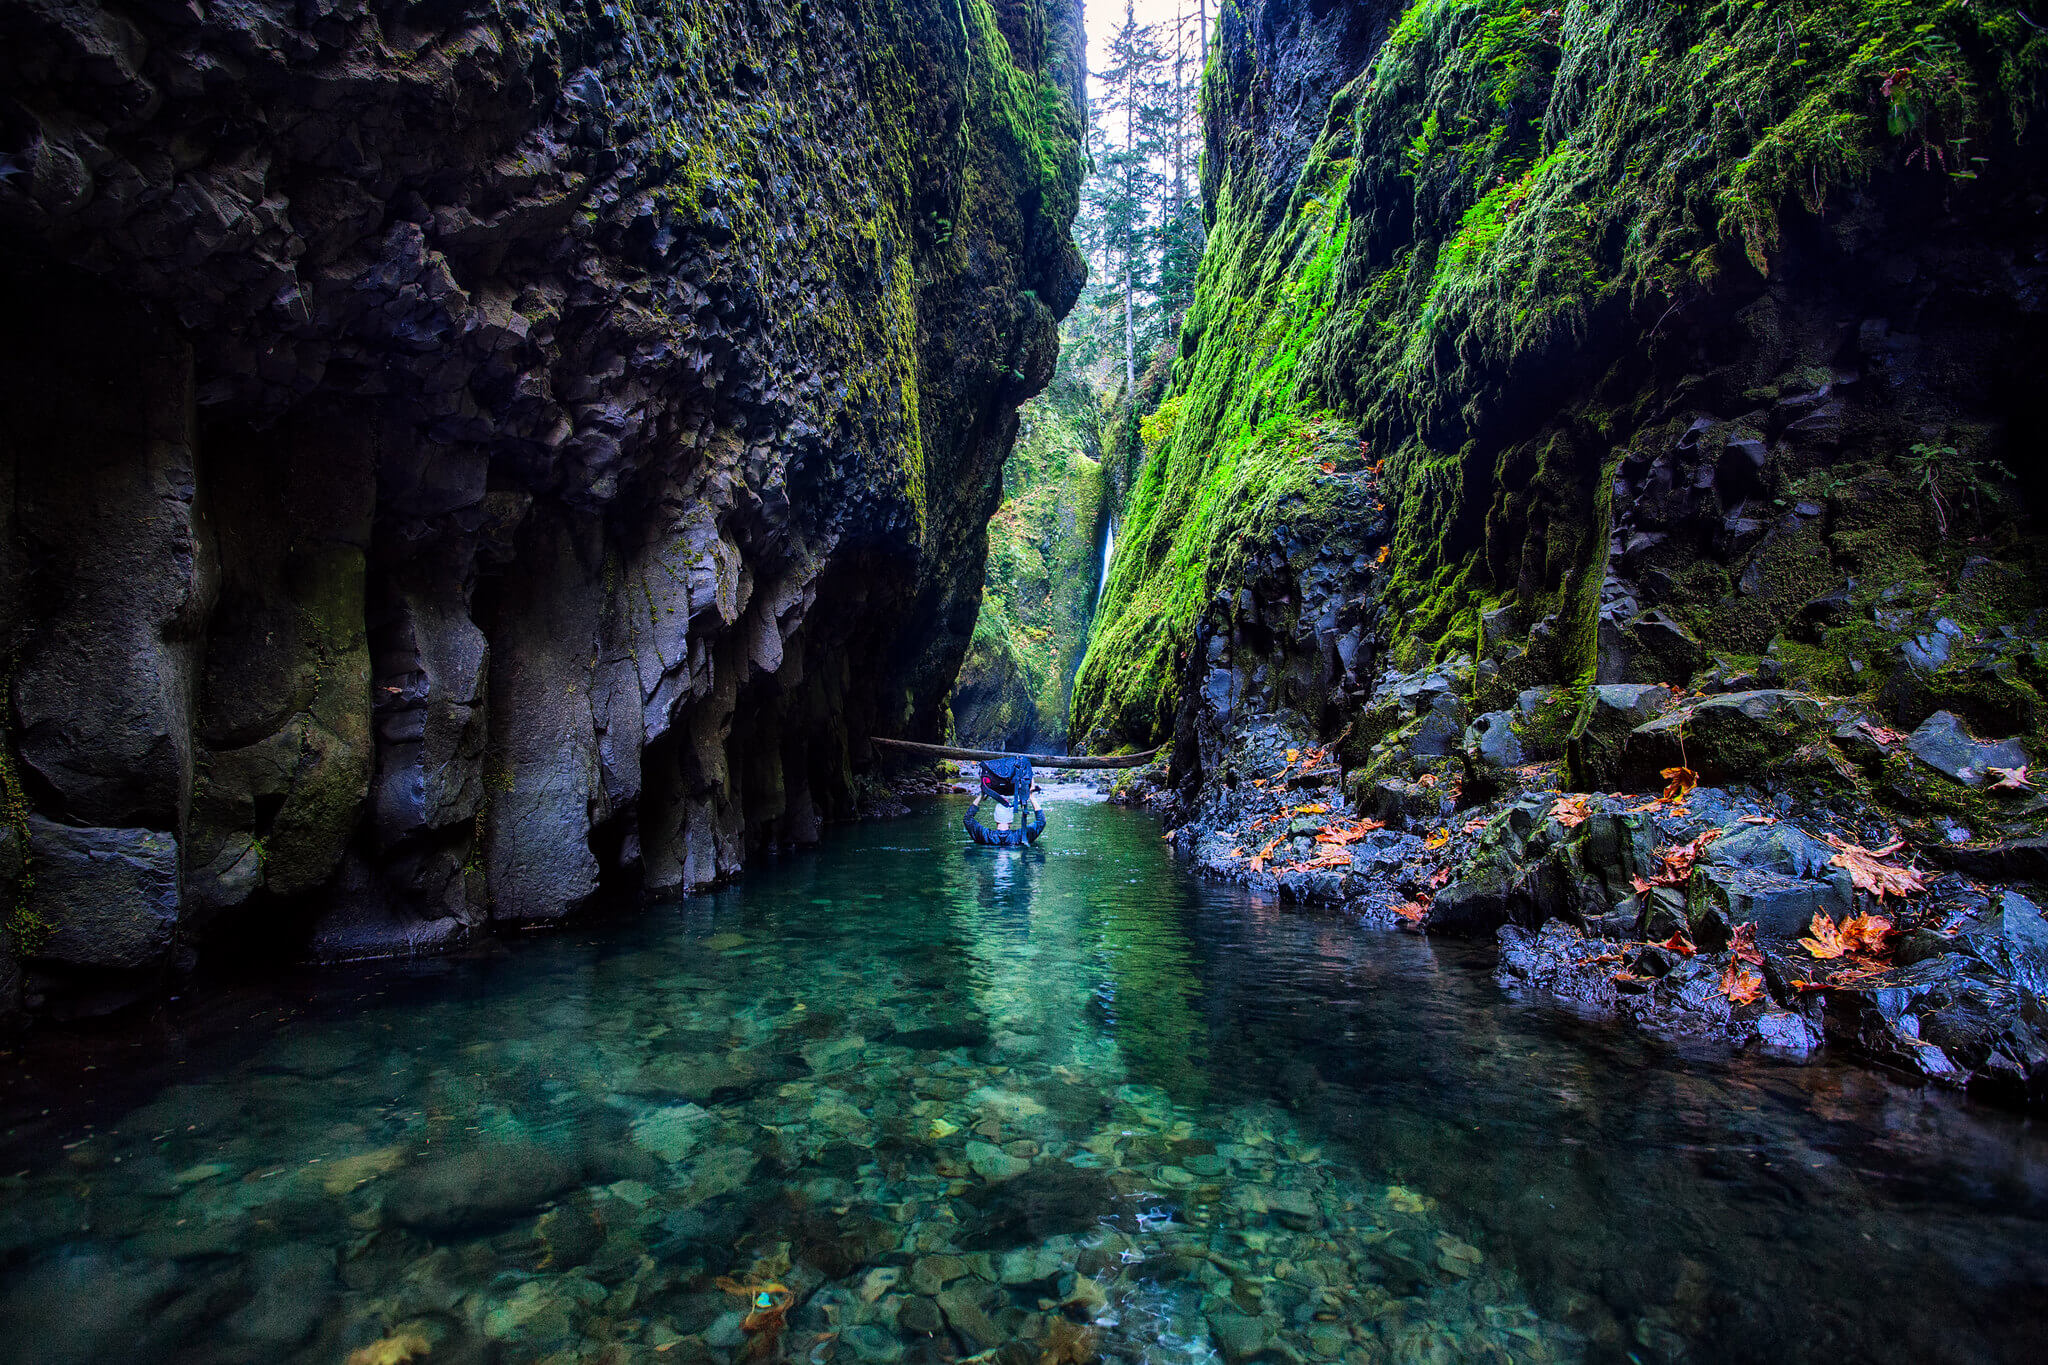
[0,0,1087,1018]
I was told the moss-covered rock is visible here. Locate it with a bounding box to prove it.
[952,370,1108,749]
[1077,0,2048,846]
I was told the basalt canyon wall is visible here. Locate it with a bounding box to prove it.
[1082,0,2048,794]
[0,0,1085,1019]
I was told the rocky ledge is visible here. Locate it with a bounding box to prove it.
[1136,657,2046,1112]
[0,0,1086,1021]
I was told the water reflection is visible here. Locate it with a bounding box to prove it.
[0,797,2039,1364]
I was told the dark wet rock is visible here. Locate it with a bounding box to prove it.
[1938,836,2048,883]
[1754,1006,1825,1057]
[1953,889,2048,998]
[1467,710,1525,768]
[1689,864,1851,941]
[1822,952,2048,1107]
[223,1243,334,1346]
[1701,821,1838,879]
[382,1141,585,1231]
[1619,690,1824,785]
[1496,922,1620,1014]
[24,818,180,972]
[1568,684,1672,788]
[1206,1308,1279,1363]
[1904,711,2028,788]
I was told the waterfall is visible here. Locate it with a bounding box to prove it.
[1096,514,1117,606]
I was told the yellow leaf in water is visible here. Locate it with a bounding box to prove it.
[348,1333,433,1365]
[316,1145,406,1196]
[927,1118,960,1140]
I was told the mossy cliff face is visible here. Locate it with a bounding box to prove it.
[951,368,1107,750]
[1077,0,2048,811]
[0,0,1083,1017]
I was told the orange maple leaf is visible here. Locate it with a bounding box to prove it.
[1658,930,1698,958]
[1719,959,1765,1005]
[1416,772,1440,789]
[1392,900,1428,922]
[1841,911,1894,957]
[1632,828,1722,892]
[1423,828,1450,850]
[1659,766,1699,802]
[1428,866,1451,889]
[1800,911,1848,959]
[1550,795,1593,828]
[1319,460,1337,473]
[1729,919,1765,965]
[1823,834,1927,899]
[1295,802,1329,814]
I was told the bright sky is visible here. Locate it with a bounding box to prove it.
[1084,0,1207,103]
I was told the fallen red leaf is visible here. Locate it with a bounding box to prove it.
[1428,866,1451,888]
[1417,773,1439,789]
[1988,764,2033,792]
[1660,766,1699,802]
[1719,959,1765,1006]
[1658,930,1697,958]
[1739,813,1778,825]
[1841,911,1895,957]
[1392,900,1428,922]
[1858,721,1909,746]
[1319,460,1337,473]
[1729,920,1764,965]
[1463,816,1489,834]
[1550,795,1593,828]
[1634,828,1722,891]
[1823,834,1927,899]
[1800,911,1847,959]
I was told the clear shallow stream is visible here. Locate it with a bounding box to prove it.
[1,797,2044,1364]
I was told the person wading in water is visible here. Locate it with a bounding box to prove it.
[964,755,1046,846]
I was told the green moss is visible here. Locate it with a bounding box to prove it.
[955,372,1108,747]
[1076,0,2048,746]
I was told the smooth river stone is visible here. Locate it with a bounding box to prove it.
[965,1140,1029,1183]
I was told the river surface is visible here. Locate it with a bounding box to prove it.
[1,797,2044,1364]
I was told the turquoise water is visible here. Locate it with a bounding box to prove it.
[0,797,2044,1364]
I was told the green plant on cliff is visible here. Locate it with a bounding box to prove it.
[954,366,1109,747]
[1073,0,2048,745]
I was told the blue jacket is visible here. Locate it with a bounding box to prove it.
[965,804,1045,846]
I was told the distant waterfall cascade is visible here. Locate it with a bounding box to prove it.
[1097,515,1117,605]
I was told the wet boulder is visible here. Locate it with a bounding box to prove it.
[382,1140,587,1231]
[1496,922,1620,1015]
[1568,684,1672,789]
[1618,690,1824,786]
[25,817,180,971]
[1465,710,1524,769]
[1904,711,2028,788]
[1822,952,2048,1108]
[1688,865,1852,941]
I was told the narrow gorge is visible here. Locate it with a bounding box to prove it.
[0,2,2047,1361]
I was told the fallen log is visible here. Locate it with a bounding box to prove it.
[870,737,1161,770]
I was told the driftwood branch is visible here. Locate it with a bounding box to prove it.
[870,737,1161,770]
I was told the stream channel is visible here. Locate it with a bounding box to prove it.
[0,795,2044,1363]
